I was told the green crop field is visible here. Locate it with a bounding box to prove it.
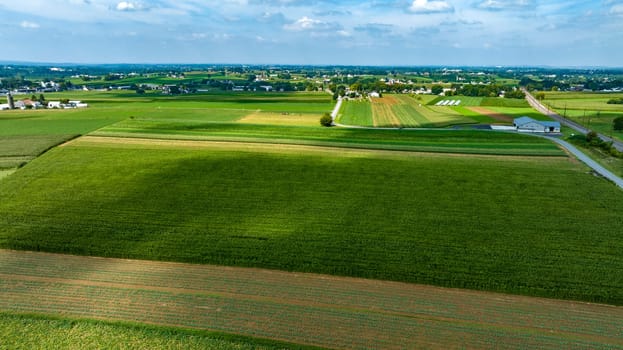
[0,134,77,169]
[481,97,529,107]
[487,107,552,121]
[0,313,310,350]
[0,91,335,172]
[3,88,623,348]
[540,91,623,141]
[1,138,623,304]
[95,121,564,156]
[338,99,374,126]
[340,95,478,128]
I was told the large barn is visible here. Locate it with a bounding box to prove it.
[513,116,561,133]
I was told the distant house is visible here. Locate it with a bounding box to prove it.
[48,101,62,109]
[514,116,561,133]
[69,100,89,108]
[369,91,380,98]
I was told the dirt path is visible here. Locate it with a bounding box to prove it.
[468,106,514,123]
[1,249,622,349]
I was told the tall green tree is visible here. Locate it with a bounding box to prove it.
[431,85,444,95]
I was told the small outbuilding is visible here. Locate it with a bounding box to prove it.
[513,116,561,133]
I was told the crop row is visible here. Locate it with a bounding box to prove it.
[1,250,623,349]
[95,121,564,156]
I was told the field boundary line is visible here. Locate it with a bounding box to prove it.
[74,135,567,160]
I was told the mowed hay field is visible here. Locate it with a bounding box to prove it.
[2,137,623,305]
[2,249,623,349]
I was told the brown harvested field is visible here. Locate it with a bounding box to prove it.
[370,96,401,127]
[238,111,320,126]
[1,249,623,349]
[468,106,514,123]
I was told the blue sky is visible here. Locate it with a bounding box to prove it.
[0,0,621,66]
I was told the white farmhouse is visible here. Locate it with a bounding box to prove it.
[369,91,380,98]
[514,116,561,133]
[48,101,62,109]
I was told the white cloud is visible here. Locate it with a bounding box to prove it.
[284,16,320,31]
[408,0,454,14]
[610,4,623,15]
[116,1,141,11]
[20,21,40,29]
[477,0,534,11]
[283,16,339,31]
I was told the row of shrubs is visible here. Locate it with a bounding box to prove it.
[571,131,623,158]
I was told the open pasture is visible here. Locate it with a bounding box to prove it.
[1,138,623,305]
[1,249,623,349]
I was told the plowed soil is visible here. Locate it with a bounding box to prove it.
[1,249,622,349]
[468,106,514,123]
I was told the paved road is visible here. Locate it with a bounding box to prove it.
[543,136,623,189]
[330,97,343,122]
[523,88,623,152]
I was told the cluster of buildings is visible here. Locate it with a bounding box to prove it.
[1,92,88,111]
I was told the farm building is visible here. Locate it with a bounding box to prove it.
[514,117,561,133]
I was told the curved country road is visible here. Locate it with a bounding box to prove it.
[543,136,623,189]
[522,88,623,152]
